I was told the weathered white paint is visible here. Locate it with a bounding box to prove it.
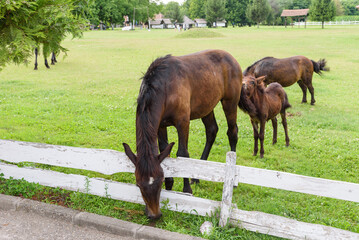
[1,139,359,239]
[237,166,359,203]
[230,208,359,240]
[219,151,236,227]
[1,162,357,240]
[0,162,220,217]
[0,140,232,183]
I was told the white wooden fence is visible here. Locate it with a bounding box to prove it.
[294,20,359,26]
[0,139,358,240]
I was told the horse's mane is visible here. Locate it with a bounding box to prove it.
[243,57,273,76]
[135,55,172,175]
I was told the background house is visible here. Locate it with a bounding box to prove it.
[195,19,207,28]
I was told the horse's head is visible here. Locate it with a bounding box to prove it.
[122,142,174,219]
[242,75,266,98]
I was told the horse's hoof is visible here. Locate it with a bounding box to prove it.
[183,187,193,194]
[190,179,200,185]
[260,154,264,158]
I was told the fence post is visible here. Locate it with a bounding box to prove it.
[219,151,236,227]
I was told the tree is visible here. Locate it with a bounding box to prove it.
[333,0,344,16]
[310,0,336,28]
[0,0,86,71]
[341,0,359,15]
[164,1,183,23]
[206,0,226,27]
[246,0,272,28]
[226,0,251,26]
[188,0,207,19]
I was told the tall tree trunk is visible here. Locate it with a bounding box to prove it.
[322,21,324,29]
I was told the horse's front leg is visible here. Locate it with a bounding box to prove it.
[271,117,278,145]
[175,118,192,194]
[251,120,259,156]
[158,127,173,190]
[259,120,266,158]
[44,58,50,69]
[34,48,38,70]
[191,111,218,184]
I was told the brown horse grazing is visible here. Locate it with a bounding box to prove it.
[238,75,291,158]
[123,49,242,219]
[243,56,329,105]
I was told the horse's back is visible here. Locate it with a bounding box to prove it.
[255,56,312,87]
[164,50,242,120]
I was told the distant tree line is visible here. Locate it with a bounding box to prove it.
[84,0,359,29]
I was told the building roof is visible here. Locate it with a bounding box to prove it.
[183,15,195,24]
[162,18,172,24]
[216,19,227,23]
[195,19,207,24]
[150,19,162,25]
[281,9,309,17]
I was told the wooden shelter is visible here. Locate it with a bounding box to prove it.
[281,9,309,28]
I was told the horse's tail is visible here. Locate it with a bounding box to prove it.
[311,59,330,75]
[282,91,291,112]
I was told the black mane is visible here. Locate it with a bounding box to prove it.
[135,55,172,175]
[243,57,273,76]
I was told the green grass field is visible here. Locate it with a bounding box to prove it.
[0,25,358,239]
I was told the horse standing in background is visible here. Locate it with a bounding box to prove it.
[243,56,329,105]
[123,49,243,219]
[34,47,57,70]
[239,74,291,158]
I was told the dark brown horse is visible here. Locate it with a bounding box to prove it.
[243,56,329,105]
[239,74,291,158]
[123,49,242,219]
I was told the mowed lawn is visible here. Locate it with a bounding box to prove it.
[0,26,358,238]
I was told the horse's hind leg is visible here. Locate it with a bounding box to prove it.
[222,100,239,152]
[191,111,218,184]
[280,112,290,146]
[175,118,192,194]
[307,82,315,105]
[271,117,278,145]
[297,80,307,103]
[158,127,173,190]
[51,52,56,65]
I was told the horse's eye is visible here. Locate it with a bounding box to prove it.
[251,81,255,85]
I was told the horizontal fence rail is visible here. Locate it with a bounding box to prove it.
[0,139,358,239]
[294,21,359,26]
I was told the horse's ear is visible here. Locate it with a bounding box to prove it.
[123,143,137,165]
[256,76,266,85]
[158,142,175,163]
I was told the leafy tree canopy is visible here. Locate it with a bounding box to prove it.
[0,0,87,71]
[310,0,336,28]
[206,0,226,27]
